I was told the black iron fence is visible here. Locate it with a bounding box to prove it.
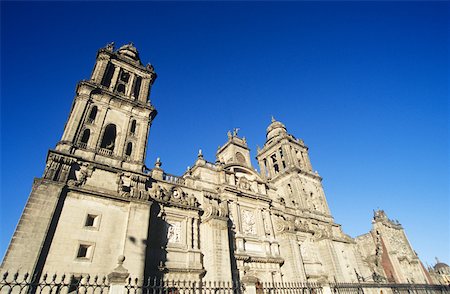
[260,282,323,294]
[1,272,449,294]
[330,282,450,294]
[125,278,243,294]
[0,272,109,294]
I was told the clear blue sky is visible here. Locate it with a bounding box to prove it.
[1,2,448,268]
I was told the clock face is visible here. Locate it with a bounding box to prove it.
[236,152,246,164]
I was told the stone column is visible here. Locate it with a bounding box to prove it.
[139,78,150,103]
[302,151,313,171]
[258,160,267,179]
[241,275,258,294]
[91,56,109,83]
[107,256,130,294]
[282,145,294,167]
[266,157,274,178]
[188,217,193,249]
[109,66,121,92]
[200,210,232,281]
[193,218,199,249]
[278,232,307,282]
[58,95,89,147]
[126,74,136,97]
[290,147,299,168]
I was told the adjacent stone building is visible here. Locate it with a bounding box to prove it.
[0,43,438,284]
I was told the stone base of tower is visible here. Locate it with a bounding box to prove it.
[1,179,65,274]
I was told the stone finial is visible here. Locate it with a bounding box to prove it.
[198,149,203,158]
[271,115,276,123]
[105,42,115,52]
[233,128,240,137]
[107,255,129,283]
[155,157,162,168]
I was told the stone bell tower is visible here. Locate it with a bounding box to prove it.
[1,43,158,279]
[256,117,331,217]
[56,42,157,172]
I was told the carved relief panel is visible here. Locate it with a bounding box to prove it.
[241,209,257,235]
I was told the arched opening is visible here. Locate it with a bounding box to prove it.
[100,124,116,151]
[101,62,115,87]
[117,84,126,94]
[125,142,133,156]
[88,106,98,122]
[130,120,137,134]
[80,129,90,144]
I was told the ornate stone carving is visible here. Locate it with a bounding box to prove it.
[167,221,181,244]
[43,153,75,182]
[203,194,228,220]
[68,162,94,187]
[148,184,198,207]
[242,210,256,235]
[294,217,310,232]
[238,177,252,191]
[117,172,132,197]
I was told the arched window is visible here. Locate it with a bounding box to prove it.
[117,84,126,94]
[80,129,90,144]
[130,120,136,134]
[88,106,98,122]
[125,142,133,156]
[100,124,116,151]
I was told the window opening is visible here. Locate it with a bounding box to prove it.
[85,214,98,227]
[117,84,126,94]
[80,129,90,144]
[130,120,136,134]
[88,106,98,122]
[133,76,142,99]
[100,124,116,151]
[101,63,115,87]
[125,142,133,156]
[77,244,90,258]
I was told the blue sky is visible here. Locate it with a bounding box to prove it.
[1,2,448,267]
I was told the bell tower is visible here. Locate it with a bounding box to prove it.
[56,42,157,172]
[256,117,331,217]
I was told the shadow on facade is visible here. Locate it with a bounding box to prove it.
[228,219,240,282]
[144,202,169,281]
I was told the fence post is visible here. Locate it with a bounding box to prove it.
[322,284,333,294]
[108,255,130,294]
[241,275,258,294]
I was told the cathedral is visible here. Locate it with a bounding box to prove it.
[0,43,436,285]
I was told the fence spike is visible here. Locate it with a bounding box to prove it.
[13,271,19,281]
[3,271,8,280]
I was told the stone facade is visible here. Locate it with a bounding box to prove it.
[0,43,437,284]
[355,210,433,284]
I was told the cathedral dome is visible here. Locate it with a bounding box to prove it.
[118,43,140,61]
[434,262,450,271]
[266,117,287,140]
